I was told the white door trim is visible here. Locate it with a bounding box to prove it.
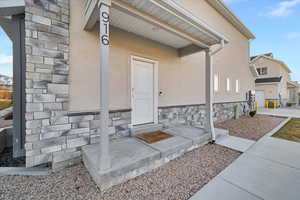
[130,55,158,126]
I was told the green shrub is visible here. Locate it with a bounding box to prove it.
[249,110,256,117]
[286,103,292,107]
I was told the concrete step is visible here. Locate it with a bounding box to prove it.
[130,123,163,136]
[82,138,161,191]
[0,167,50,176]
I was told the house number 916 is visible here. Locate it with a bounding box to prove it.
[101,11,109,46]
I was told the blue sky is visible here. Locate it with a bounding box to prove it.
[224,0,300,82]
[0,27,12,77]
[0,1,300,81]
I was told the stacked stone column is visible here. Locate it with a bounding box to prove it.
[24,0,72,168]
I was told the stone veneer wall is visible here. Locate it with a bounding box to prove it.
[158,101,248,128]
[24,0,131,169]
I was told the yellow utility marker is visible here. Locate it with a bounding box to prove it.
[273,101,277,109]
[265,101,269,109]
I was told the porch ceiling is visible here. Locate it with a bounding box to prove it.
[110,7,190,49]
[84,0,228,54]
[0,0,25,16]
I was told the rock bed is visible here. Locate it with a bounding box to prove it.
[0,144,239,200]
[215,114,286,141]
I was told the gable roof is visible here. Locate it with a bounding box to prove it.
[250,54,292,73]
[255,77,282,84]
[250,53,273,61]
[206,0,255,40]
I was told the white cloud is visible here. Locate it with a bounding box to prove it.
[284,32,300,39]
[268,0,300,16]
[0,54,12,65]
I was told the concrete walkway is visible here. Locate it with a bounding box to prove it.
[190,119,300,200]
[216,135,255,153]
[258,108,300,118]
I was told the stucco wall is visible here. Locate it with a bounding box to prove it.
[255,84,279,99]
[69,0,254,111]
[253,57,290,100]
[253,57,281,78]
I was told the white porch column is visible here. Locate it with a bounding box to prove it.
[205,49,216,141]
[98,0,111,171]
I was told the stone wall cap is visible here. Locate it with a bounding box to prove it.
[66,108,132,116]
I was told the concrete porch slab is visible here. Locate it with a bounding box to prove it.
[83,126,212,191]
[190,177,261,200]
[139,135,192,158]
[82,138,160,191]
[216,135,255,152]
[248,137,300,170]
[220,153,300,200]
[165,125,211,145]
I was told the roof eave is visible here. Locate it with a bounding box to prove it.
[0,0,25,16]
[84,0,229,48]
[206,0,256,40]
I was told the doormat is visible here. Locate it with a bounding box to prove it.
[137,131,173,144]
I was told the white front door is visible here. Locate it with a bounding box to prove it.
[256,91,265,108]
[132,58,156,125]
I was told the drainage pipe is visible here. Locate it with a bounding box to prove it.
[205,40,225,143]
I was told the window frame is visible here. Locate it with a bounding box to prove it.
[226,77,231,92]
[235,79,240,93]
[257,67,268,76]
[214,73,220,92]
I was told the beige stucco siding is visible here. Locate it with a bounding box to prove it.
[255,84,279,99]
[69,0,254,111]
[254,57,291,100]
[253,58,281,78]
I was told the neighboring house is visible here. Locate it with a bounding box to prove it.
[251,53,299,107]
[0,74,13,87]
[0,0,255,190]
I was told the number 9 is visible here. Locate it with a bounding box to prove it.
[102,12,109,23]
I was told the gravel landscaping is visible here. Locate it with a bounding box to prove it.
[0,144,239,200]
[215,114,286,141]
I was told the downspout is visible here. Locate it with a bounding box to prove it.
[206,40,225,143]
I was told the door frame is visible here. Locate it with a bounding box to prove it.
[130,55,158,127]
[0,15,26,158]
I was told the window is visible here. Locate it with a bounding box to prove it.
[226,78,231,92]
[256,67,268,75]
[235,79,240,93]
[214,74,219,92]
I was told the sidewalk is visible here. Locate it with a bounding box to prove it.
[258,108,300,118]
[190,119,300,200]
